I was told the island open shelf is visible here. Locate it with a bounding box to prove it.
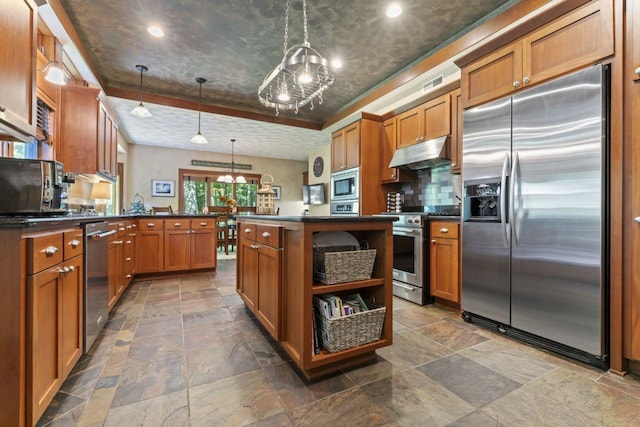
[235,215,395,380]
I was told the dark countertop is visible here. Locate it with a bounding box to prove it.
[0,213,225,229]
[235,215,399,223]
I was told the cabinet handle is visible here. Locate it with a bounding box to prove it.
[69,239,81,248]
[147,223,155,227]
[391,173,395,178]
[126,274,132,278]
[126,257,132,261]
[251,244,259,249]
[126,225,132,229]
[119,227,125,231]
[68,265,75,272]
[113,240,123,245]
[431,240,436,244]
[132,224,137,228]
[635,67,640,74]
[58,265,74,274]
[126,240,132,244]
[635,216,640,223]
[451,163,456,167]
[173,223,182,227]
[244,228,252,234]
[45,246,59,256]
[523,76,530,84]
[129,233,136,237]
[200,222,207,226]
[513,81,520,88]
[439,227,449,233]
[262,232,271,238]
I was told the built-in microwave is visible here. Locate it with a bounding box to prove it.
[330,167,359,202]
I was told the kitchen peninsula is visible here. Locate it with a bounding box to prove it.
[235,215,395,379]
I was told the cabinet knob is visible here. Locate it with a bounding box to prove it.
[114,240,123,245]
[523,76,530,84]
[431,240,436,244]
[416,137,421,142]
[119,227,125,231]
[69,239,81,248]
[634,216,640,223]
[262,232,271,238]
[440,228,449,233]
[513,81,520,88]
[173,223,182,227]
[126,274,132,278]
[251,244,259,249]
[68,265,75,272]
[132,224,137,228]
[45,245,59,256]
[244,228,252,234]
[126,240,132,244]
[126,225,132,229]
[200,222,207,226]
[126,257,132,261]
[451,163,456,167]
[147,223,155,227]
[635,67,640,74]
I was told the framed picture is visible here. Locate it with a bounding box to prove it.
[151,180,175,197]
[272,186,281,200]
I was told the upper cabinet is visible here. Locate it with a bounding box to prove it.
[461,1,614,108]
[0,0,37,141]
[397,92,451,149]
[381,117,416,183]
[58,85,118,180]
[449,88,462,174]
[331,121,360,172]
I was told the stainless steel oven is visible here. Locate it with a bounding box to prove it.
[391,215,429,305]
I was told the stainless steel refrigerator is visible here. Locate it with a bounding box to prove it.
[461,65,608,368]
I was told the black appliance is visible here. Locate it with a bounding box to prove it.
[0,158,65,214]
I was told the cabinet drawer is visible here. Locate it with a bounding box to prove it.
[63,230,84,260]
[430,221,459,239]
[165,219,190,230]
[191,218,216,229]
[26,233,64,274]
[239,223,257,241]
[257,225,282,248]
[138,219,164,231]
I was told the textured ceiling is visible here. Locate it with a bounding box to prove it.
[53,0,514,160]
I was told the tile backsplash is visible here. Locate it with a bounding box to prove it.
[399,164,462,207]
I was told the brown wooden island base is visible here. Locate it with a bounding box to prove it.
[235,215,395,380]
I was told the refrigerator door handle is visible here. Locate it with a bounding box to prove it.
[500,152,510,248]
[510,151,519,246]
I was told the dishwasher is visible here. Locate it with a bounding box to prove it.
[84,222,115,353]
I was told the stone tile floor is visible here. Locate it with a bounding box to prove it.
[37,259,640,426]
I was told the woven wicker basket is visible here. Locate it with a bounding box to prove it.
[315,306,386,353]
[313,248,376,284]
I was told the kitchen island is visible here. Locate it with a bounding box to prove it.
[235,215,395,379]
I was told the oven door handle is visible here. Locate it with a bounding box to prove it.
[393,227,420,235]
[394,282,416,291]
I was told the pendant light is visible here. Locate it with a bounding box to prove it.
[131,65,152,117]
[217,139,246,183]
[190,77,208,145]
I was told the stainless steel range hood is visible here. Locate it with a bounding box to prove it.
[389,135,450,170]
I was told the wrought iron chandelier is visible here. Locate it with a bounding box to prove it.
[258,0,336,115]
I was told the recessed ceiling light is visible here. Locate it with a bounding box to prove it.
[331,58,343,69]
[147,26,164,37]
[386,3,402,18]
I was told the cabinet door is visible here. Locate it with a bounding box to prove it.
[461,41,523,108]
[523,1,613,88]
[450,89,462,174]
[59,86,100,175]
[123,223,136,286]
[136,231,164,273]
[164,229,191,271]
[28,266,62,425]
[430,237,460,303]
[331,129,346,172]
[108,236,118,310]
[381,117,398,182]
[256,245,282,339]
[0,0,37,138]
[60,257,82,378]
[239,239,258,312]
[191,229,216,269]
[420,93,451,141]
[110,122,118,178]
[396,106,422,148]
[633,0,640,82]
[98,105,107,176]
[343,121,360,169]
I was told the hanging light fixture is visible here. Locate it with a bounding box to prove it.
[131,64,152,117]
[190,77,208,145]
[217,139,246,183]
[40,61,66,85]
[258,0,336,115]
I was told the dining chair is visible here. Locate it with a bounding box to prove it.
[216,215,230,255]
[152,206,173,215]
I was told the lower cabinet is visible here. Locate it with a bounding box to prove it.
[136,219,164,273]
[25,228,83,426]
[429,220,460,303]
[164,219,218,271]
[237,223,282,339]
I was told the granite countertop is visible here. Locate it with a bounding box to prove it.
[0,213,225,228]
[235,215,399,223]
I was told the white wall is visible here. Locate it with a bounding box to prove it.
[124,144,308,216]
[306,144,332,216]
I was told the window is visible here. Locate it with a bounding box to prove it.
[179,169,260,214]
[1,140,38,159]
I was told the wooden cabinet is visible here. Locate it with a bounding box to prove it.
[331,121,360,172]
[123,221,136,286]
[59,86,118,180]
[449,89,462,174]
[429,221,460,304]
[0,0,37,141]
[397,92,451,148]
[237,223,282,338]
[461,1,613,108]
[164,218,217,271]
[190,219,217,270]
[25,228,83,425]
[108,221,129,311]
[380,117,415,183]
[136,219,164,273]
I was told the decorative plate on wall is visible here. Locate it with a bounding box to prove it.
[313,156,324,177]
